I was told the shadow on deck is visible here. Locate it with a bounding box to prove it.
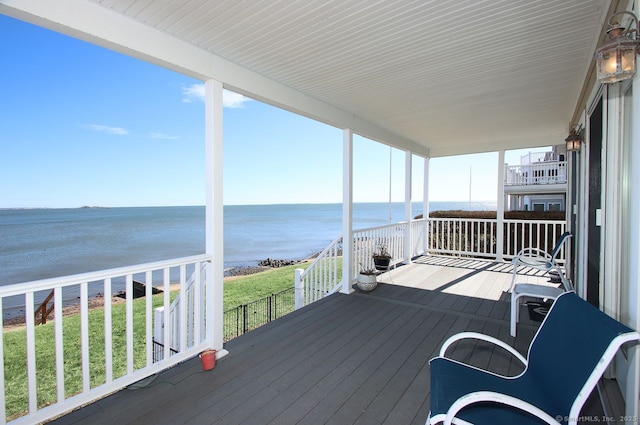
[50,257,606,425]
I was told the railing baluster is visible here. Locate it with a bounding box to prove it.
[54,287,65,401]
[463,219,468,254]
[104,278,113,383]
[322,256,327,296]
[25,292,37,414]
[80,282,90,393]
[451,219,455,253]
[492,220,496,257]
[179,265,187,353]
[193,263,201,347]
[505,221,510,257]
[529,221,535,250]
[145,271,153,367]
[125,275,134,375]
[163,268,171,361]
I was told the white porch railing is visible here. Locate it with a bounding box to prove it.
[504,161,567,186]
[294,217,567,308]
[1,254,212,425]
[410,219,429,257]
[427,217,497,258]
[503,219,568,262]
[153,262,207,360]
[427,217,567,262]
[352,222,408,277]
[294,235,342,308]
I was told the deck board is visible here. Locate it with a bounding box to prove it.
[50,257,606,425]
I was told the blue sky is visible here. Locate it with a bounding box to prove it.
[0,15,547,208]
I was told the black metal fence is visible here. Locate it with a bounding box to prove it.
[223,287,295,342]
[152,340,179,363]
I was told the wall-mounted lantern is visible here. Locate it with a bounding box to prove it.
[595,11,640,84]
[565,125,584,152]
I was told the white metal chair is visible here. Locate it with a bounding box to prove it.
[509,231,572,336]
[427,292,640,425]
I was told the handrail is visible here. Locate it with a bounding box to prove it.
[0,254,211,297]
[34,290,55,325]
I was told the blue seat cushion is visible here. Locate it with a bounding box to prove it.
[429,357,566,424]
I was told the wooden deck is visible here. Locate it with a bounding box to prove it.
[50,257,604,425]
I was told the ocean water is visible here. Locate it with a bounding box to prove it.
[0,201,495,286]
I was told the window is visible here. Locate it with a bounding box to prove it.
[548,203,561,211]
[533,203,545,211]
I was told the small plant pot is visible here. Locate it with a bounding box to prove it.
[373,257,391,271]
[357,273,378,291]
[200,349,216,371]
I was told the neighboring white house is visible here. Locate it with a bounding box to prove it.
[504,146,568,212]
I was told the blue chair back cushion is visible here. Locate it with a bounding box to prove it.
[526,292,632,412]
[550,231,571,259]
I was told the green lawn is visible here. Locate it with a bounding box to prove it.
[223,263,309,310]
[3,292,171,420]
[3,263,310,419]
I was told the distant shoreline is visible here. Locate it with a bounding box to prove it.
[0,201,498,211]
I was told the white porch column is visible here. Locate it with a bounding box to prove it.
[496,150,505,262]
[626,35,640,416]
[423,156,430,255]
[204,79,227,357]
[341,129,354,294]
[404,151,413,263]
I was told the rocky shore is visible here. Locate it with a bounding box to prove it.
[224,257,311,277]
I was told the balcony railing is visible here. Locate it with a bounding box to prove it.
[504,161,567,186]
[1,254,212,425]
[427,217,497,258]
[427,217,567,262]
[294,235,343,308]
[352,222,408,277]
[294,217,567,308]
[153,261,207,361]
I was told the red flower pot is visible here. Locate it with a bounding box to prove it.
[199,349,216,371]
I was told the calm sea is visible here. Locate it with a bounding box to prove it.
[0,201,495,286]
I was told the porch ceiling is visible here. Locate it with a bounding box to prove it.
[2,0,611,156]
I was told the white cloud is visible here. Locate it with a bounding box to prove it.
[222,91,251,108]
[182,84,205,103]
[149,132,181,140]
[82,124,129,135]
[181,84,252,108]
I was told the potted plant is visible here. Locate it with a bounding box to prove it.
[357,265,378,291]
[372,243,392,271]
